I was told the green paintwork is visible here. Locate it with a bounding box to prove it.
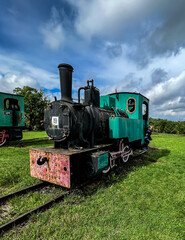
[0,92,25,127]
[109,117,145,143]
[97,152,109,174]
[100,92,149,144]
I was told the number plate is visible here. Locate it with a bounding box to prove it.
[52,116,59,127]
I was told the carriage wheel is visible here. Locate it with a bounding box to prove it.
[0,130,7,147]
[0,137,6,147]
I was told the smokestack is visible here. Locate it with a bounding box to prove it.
[58,63,74,102]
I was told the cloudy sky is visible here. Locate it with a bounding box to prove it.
[0,0,185,120]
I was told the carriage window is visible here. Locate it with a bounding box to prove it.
[127,98,136,113]
[4,98,20,111]
[5,99,10,109]
[142,102,148,120]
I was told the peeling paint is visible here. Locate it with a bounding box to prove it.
[30,149,70,188]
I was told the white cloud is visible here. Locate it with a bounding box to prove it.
[41,6,66,50]
[0,54,59,93]
[150,100,185,120]
[81,45,185,120]
[0,73,38,93]
[68,0,157,40]
[66,0,185,67]
[41,23,65,50]
[146,71,185,105]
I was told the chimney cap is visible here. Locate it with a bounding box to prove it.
[58,63,73,71]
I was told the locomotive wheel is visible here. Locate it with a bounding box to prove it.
[121,145,130,162]
[102,166,110,174]
[0,138,6,147]
[119,139,130,163]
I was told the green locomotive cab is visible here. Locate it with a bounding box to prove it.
[0,92,25,146]
[100,92,149,147]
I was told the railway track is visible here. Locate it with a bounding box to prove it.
[0,182,46,203]
[0,149,148,236]
[0,182,70,235]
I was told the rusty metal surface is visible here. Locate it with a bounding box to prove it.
[30,149,71,188]
[30,144,113,188]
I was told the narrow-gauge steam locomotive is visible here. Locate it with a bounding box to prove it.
[0,92,25,146]
[30,64,150,188]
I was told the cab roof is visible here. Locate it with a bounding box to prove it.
[107,92,149,101]
[0,92,24,97]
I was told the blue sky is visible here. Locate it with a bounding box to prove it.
[0,0,185,120]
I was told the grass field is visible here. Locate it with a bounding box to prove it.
[0,132,185,239]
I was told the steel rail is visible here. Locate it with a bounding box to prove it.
[0,182,47,203]
[0,180,91,235]
[0,191,70,235]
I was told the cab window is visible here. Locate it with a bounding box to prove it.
[142,101,148,120]
[4,98,20,111]
[127,97,136,113]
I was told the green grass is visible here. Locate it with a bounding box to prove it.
[0,131,50,195]
[0,132,185,239]
[22,130,48,140]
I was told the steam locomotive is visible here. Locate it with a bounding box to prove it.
[30,63,150,188]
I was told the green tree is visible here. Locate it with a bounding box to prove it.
[175,121,185,134]
[150,118,185,134]
[13,86,49,130]
[164,121,176,133]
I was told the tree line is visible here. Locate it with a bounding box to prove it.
[149,118,185,134]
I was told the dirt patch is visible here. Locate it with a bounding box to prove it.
[0,203,13,221]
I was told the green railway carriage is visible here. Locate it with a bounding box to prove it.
[0,92,25,146]
[100,92,149,146]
